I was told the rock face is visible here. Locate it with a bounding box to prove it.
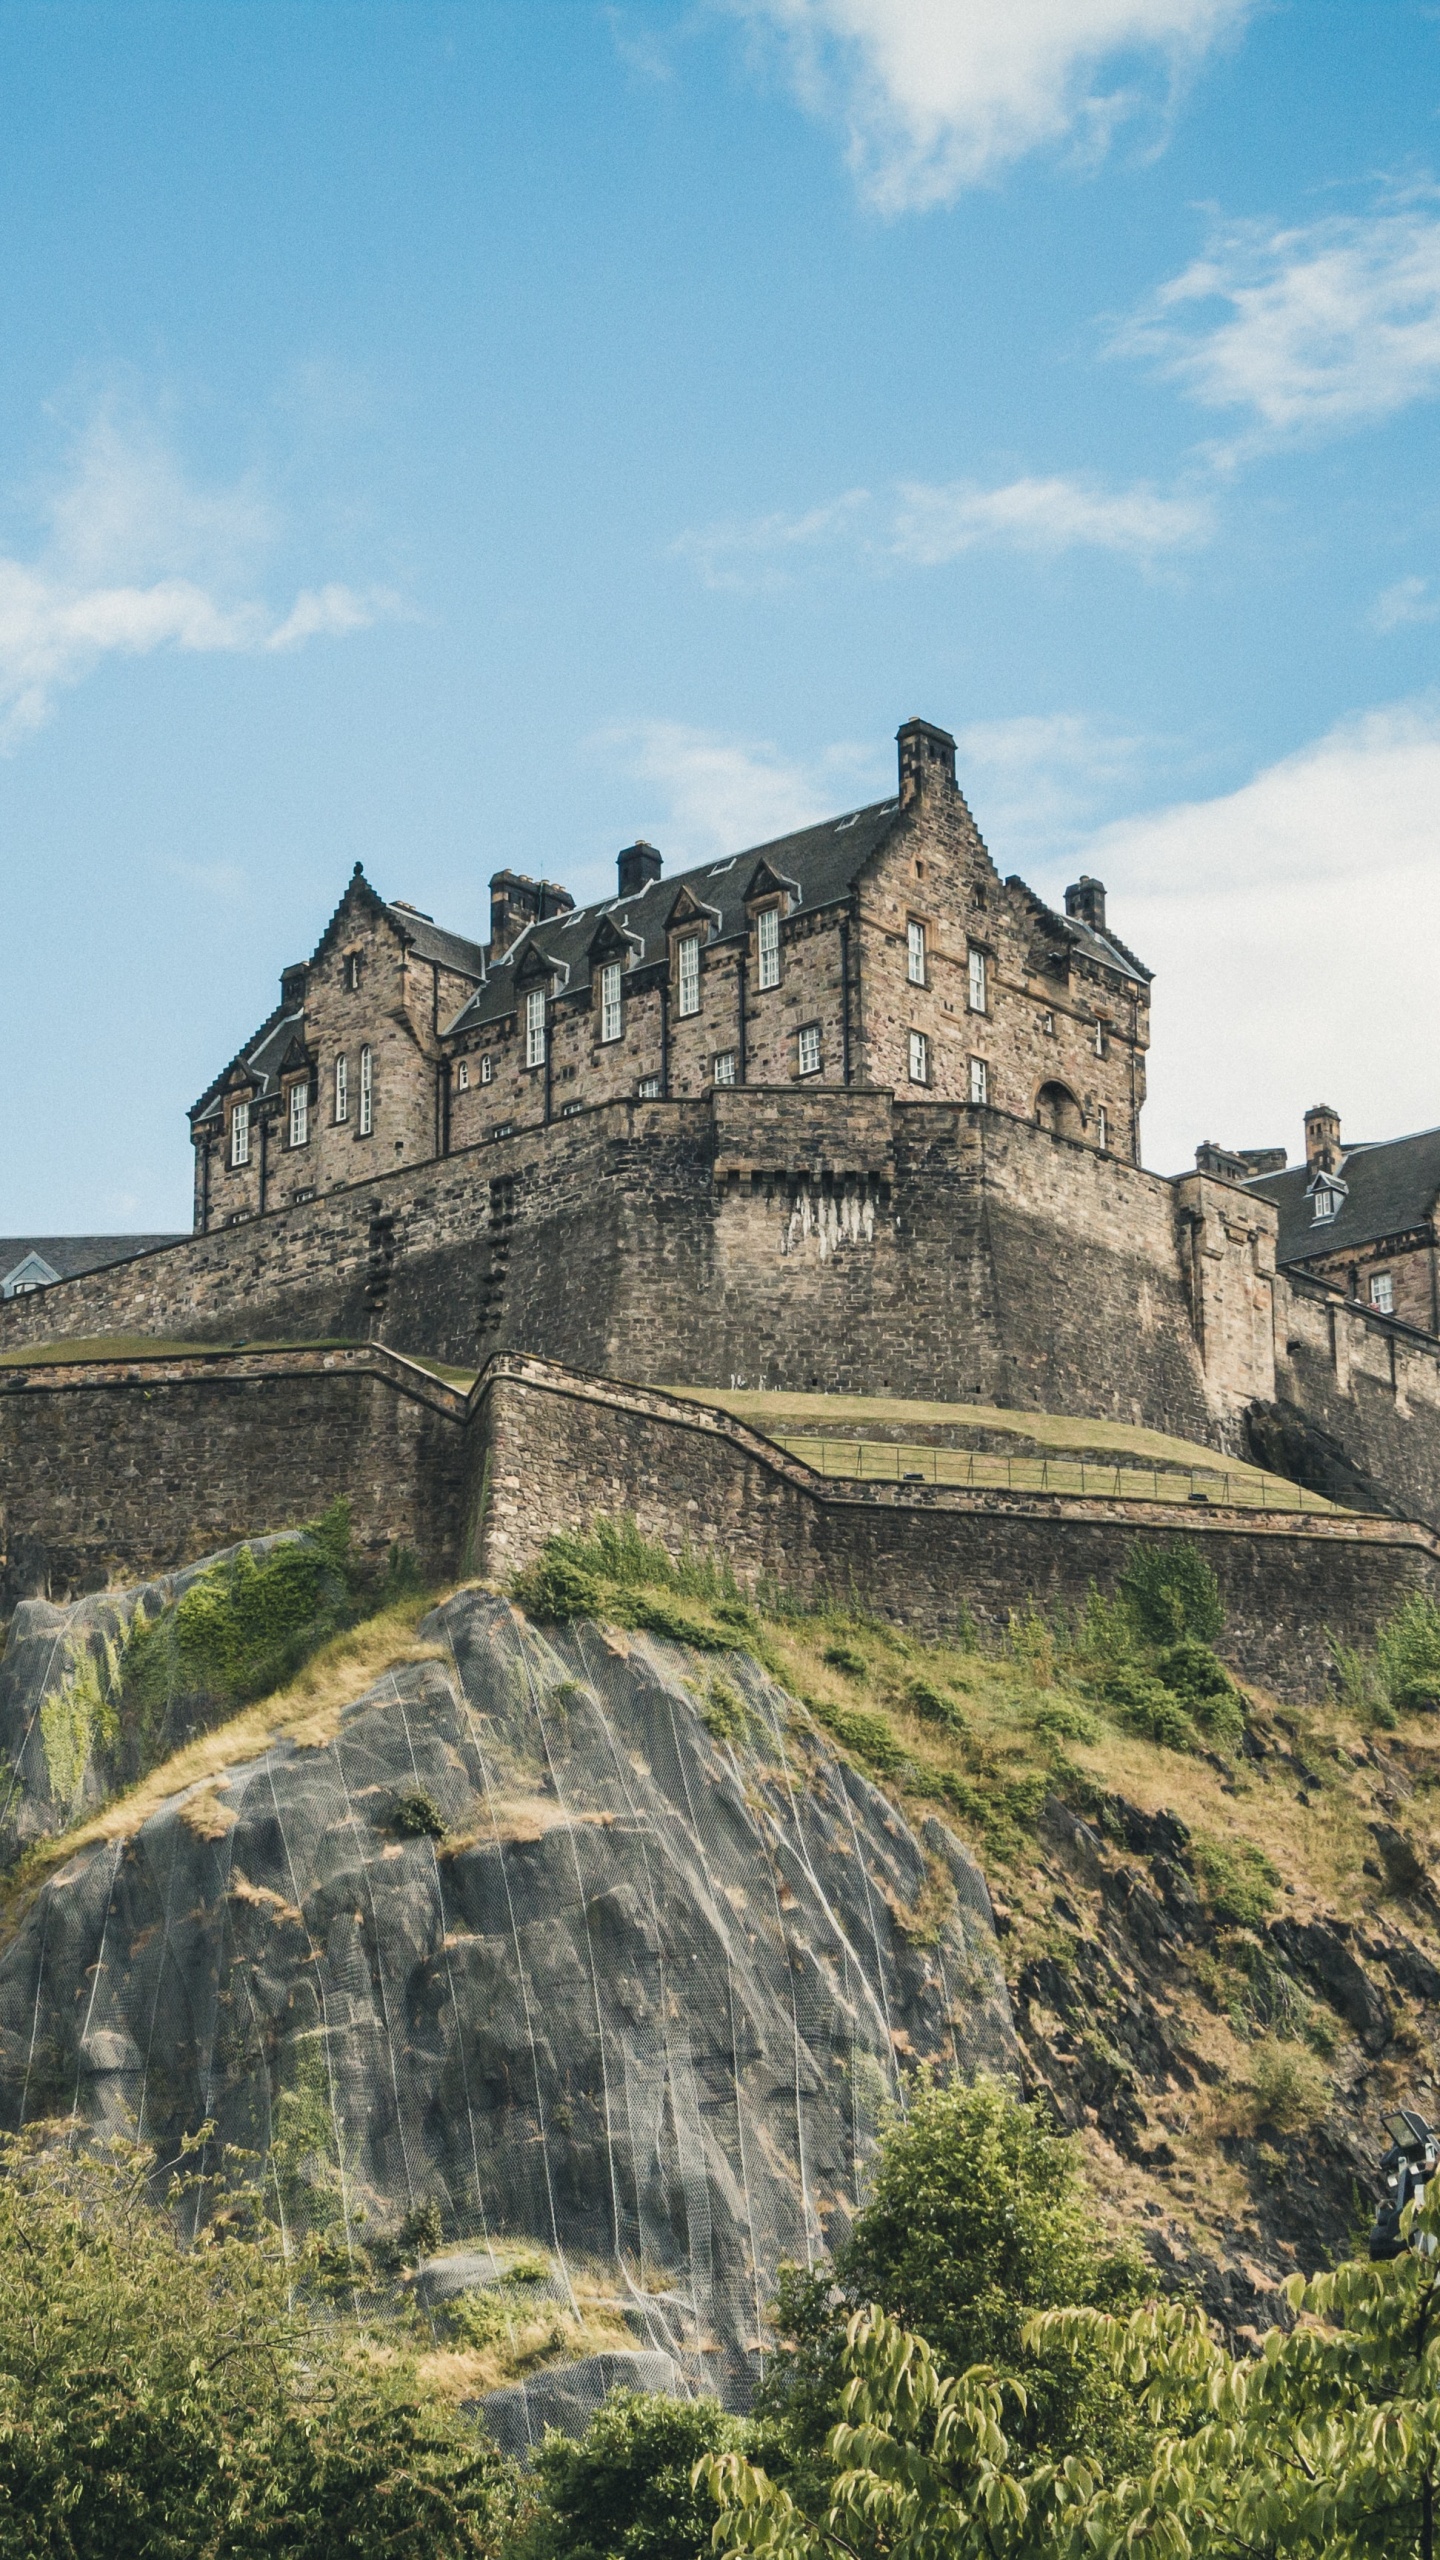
[0,1588,1016,2409]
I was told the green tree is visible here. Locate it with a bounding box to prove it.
[519,2391,754,2560]
[761,2075,1149,2474]
[0,2130,524,2560]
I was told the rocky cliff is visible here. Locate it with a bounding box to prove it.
[0,1582,1015,2434]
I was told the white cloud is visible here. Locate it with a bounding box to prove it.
[1371,574,1439,634]
[727,0,1254,209]
[890,472,1211,562]
[1061,700,1440,1173]
[669,490,870,590]
[1119,201,1440,439]
[0,407,399,744]
[955,711,1150,856]
[674,470,1208,588]
[593,718,884,859]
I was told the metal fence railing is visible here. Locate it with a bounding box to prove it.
[774,1435,1335,1512]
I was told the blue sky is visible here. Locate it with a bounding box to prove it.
[3,0,1440,1229]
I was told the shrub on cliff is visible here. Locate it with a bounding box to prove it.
[518,2391,757,2560]
[1377,1590,1440,1714]
[759,2074,1150,2479]
[1118,1541,1224,1646]
[511,1518,755,1654]
[0,2128,526,2559]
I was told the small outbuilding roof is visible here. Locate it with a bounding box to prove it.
[0,1235,185,1297]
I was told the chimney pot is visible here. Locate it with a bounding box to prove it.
[617,840,663,898]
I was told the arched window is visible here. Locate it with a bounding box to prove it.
[1035,1081,1083,1140]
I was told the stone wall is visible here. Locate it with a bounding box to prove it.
[471,1357,1440,1701]
[4,1342,1437,1698]
[9,1090,1440,1528]
[0,1345,470,1608]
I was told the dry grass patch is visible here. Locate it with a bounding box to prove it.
[0,1593,445,1941]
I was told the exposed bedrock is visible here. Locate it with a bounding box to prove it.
[0,1588,1016,2409]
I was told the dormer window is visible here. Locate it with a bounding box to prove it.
[288,1082,309,1149]
[526,985,547,1069]
[757,906,781,990]
[599,961,623,1043]
[230,1099,251,1168]
[1311,1182,1343,1222]
[677,934,701,1018]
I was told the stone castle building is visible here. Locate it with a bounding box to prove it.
[187,718,1152,1230]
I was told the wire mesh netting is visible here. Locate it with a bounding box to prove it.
[0,1587,1017,2438]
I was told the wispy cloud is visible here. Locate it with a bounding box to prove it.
[592,718,883,859]
[890,473,1211,562]
[1370,573,1440,633]
[1071,699,1440,1170]
[0,405,402,744]
[673,470,1209,589]
[725,0,1255,210]
[1117,198,1440,441]
[954,711,1152,858]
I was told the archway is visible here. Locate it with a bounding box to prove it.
[1035,1081,1084,1141]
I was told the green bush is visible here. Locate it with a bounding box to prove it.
[1191,1831,1280,1928]
[822,1640,868,1678]
[519,2390,750,2560]
[393,1789,447,1840]
[1248,2034,1331,2132]
[1156,1637,1246,1746]
[701,1674,747,1743]
[1118,1541,1224,1645]
[1377,1592,1440,1713]
[807,1697,910,1778]
[905,1674,967,1732]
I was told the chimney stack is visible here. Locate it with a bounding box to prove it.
[1065,877,1107,934]
[1305,1104,1342,1173]
[617,841,663,898]
[896,717,957,807]
[488,869,574,960]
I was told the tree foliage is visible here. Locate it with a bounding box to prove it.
[0,2130,524,2560]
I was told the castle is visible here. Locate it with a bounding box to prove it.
[6,712,1440,1631]
[186,717,1150,1229]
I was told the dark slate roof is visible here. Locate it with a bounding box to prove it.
[448,798,926,1035]
[1247,1126,1440,1262]
[191,1006,304,1126]
[0,1235,185,1291]
[382,904,488,980]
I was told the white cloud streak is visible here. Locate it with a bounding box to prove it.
[1118,201,1440,439]
[674,470,1208,589]
[1064,700,1440,1172]
[728,0,1255,209]
[0,409,400,744]
[1371,574,1439,634]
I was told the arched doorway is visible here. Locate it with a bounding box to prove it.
[1035,1081,1084,1141]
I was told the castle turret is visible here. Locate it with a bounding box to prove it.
[1305,1103,1343,1173]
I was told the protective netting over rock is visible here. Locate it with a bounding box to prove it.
[0,1588,1016,2423]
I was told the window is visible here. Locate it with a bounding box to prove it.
[968,1056,987,1105]
[907,919,926,985]
[756,906,781,990]
[288,1082,308,1149]
[525,986,546,1069]
[359,1046,373,1136]
[908,1029,929,1086]
[713,1050,737,1086]
[1097,1105,1109,1151]
[677,935,701,1017]
[1371,1271,1395,1314]
[1093,1017,1109,1058]
[599,960,623,1042]
[480,1054,493,1085]
[1311,1184,1339,1221]
[637,1074,662,1098]
[1041,1010,1055,1035]
[230,1099,250,1168]
[456,1059,470,1091]
[967,946,987,1013]
[344,952,362,992]
[797,1023,821,1076]
[334,1055,349,1122]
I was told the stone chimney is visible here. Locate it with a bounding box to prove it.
[488,870,574,959]
[1194,1141,1249,1184]
[280,964,307,1008]
[1064,877,1107,933]
[1305,1104,1342,1173]
[617,841,663,898]
[897,717,957,808]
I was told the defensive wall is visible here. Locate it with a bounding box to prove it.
[3,1343,1439,1701]
[4,1090,1440,1527]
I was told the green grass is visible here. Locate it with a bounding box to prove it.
[668,1387,1341,1513]
[0,1334,362,1367]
